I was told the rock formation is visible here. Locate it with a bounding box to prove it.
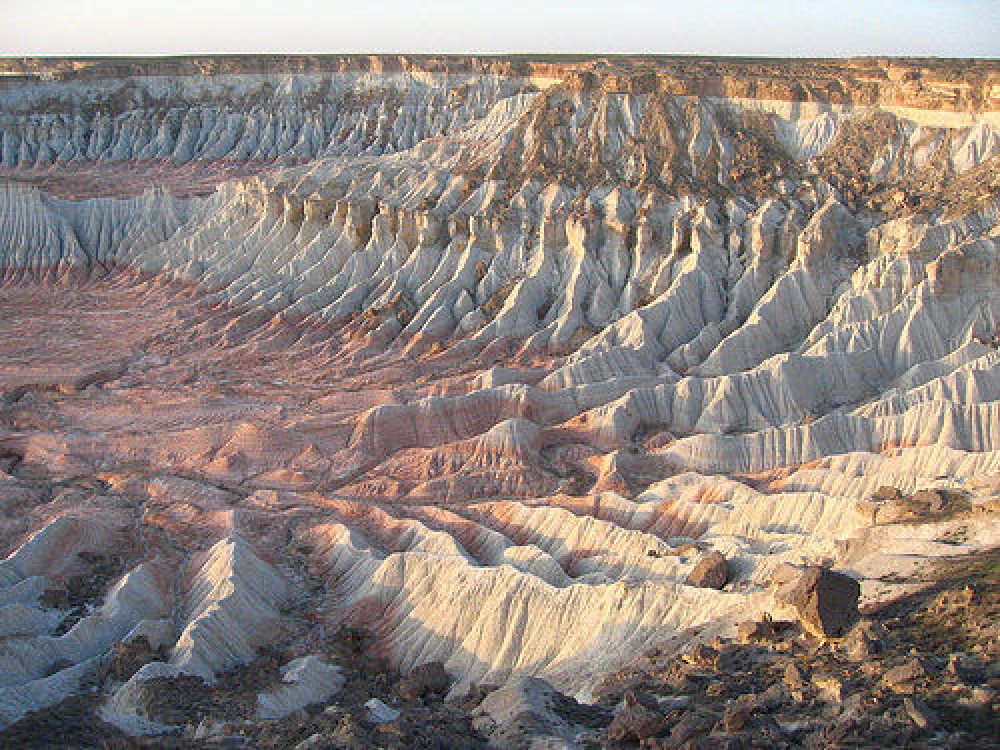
[0,55,997,746]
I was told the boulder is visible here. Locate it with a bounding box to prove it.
[683,643,721,668]
[856,486,911,524]
[910,489,947,513]
[774,566,860,638]
[871,486,904,503]
[475,677,608,749]
[608,691,670,742]
[946,653,984,684]
[664,711,716,747]
[685,551,730,590]
[737,615,796,644]
[883,658,926,692]
[754,684,789,712]
[845,620,885,661]
[783,663,807,691]
[813,674,845,702]
[877,501,915,524]
[903,695,937,730]
[365,698,400,724]
[862,488,953,524]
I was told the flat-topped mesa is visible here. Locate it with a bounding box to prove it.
[0,54,569,84]
[561,62,1000,112]
[2,58,997,223]
[3,54,998,112]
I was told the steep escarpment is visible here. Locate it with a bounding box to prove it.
[4,54,998,110]
[0,56,998,745]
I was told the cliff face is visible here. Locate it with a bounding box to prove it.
[4,54,999,111]
[0,57,998,742]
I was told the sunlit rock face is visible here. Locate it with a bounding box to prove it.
[0,56,998,732]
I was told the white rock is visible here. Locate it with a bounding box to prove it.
[256,656,344,720]
[365,697,400,724]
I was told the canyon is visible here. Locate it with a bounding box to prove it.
[0,55,998,747]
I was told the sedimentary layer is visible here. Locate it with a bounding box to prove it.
[0,56,997,736]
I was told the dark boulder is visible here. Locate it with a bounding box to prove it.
[774,565,860,638]
[685,551,730,590]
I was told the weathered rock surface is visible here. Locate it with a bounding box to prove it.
[774,565,861,638]
[685,551,730,590]
[0,54,998,746]
[397,661,451,702]
[588,549,1000,749]
[474,676,607,749]
[607,690,670,742]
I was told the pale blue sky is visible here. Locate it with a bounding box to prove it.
[2,0,997,58]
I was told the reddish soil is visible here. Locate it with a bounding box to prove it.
[0,159,287,200]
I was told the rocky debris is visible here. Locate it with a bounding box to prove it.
[193,718,253,745]
[882,657,927,692]
[857,486,968,525]
[812,673,845,703]
[257,656,344,720]
[106,635,163,682]
[607,690,670,743]
[685,551,730,590]
[0,695,131,748]
[737,616,796,645]
[253,697,491,750]
[366,697,401,723]
[397,661,451,702]
[587,548,1000,749]
[773,565,860,638]
[811,108,1000,218]
[0,512,995,750]
[474,677,608,749]
[123,672,222,725]
[47,550,128,635]
[24,625,490,749]
[682,643,740,673]
[903,695,938,730]
[782,663,807,692]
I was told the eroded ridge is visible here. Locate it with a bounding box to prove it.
[0,56,998,745]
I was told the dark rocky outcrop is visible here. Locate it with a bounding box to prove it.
[397,661,451,702]
[774,565,861,638]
